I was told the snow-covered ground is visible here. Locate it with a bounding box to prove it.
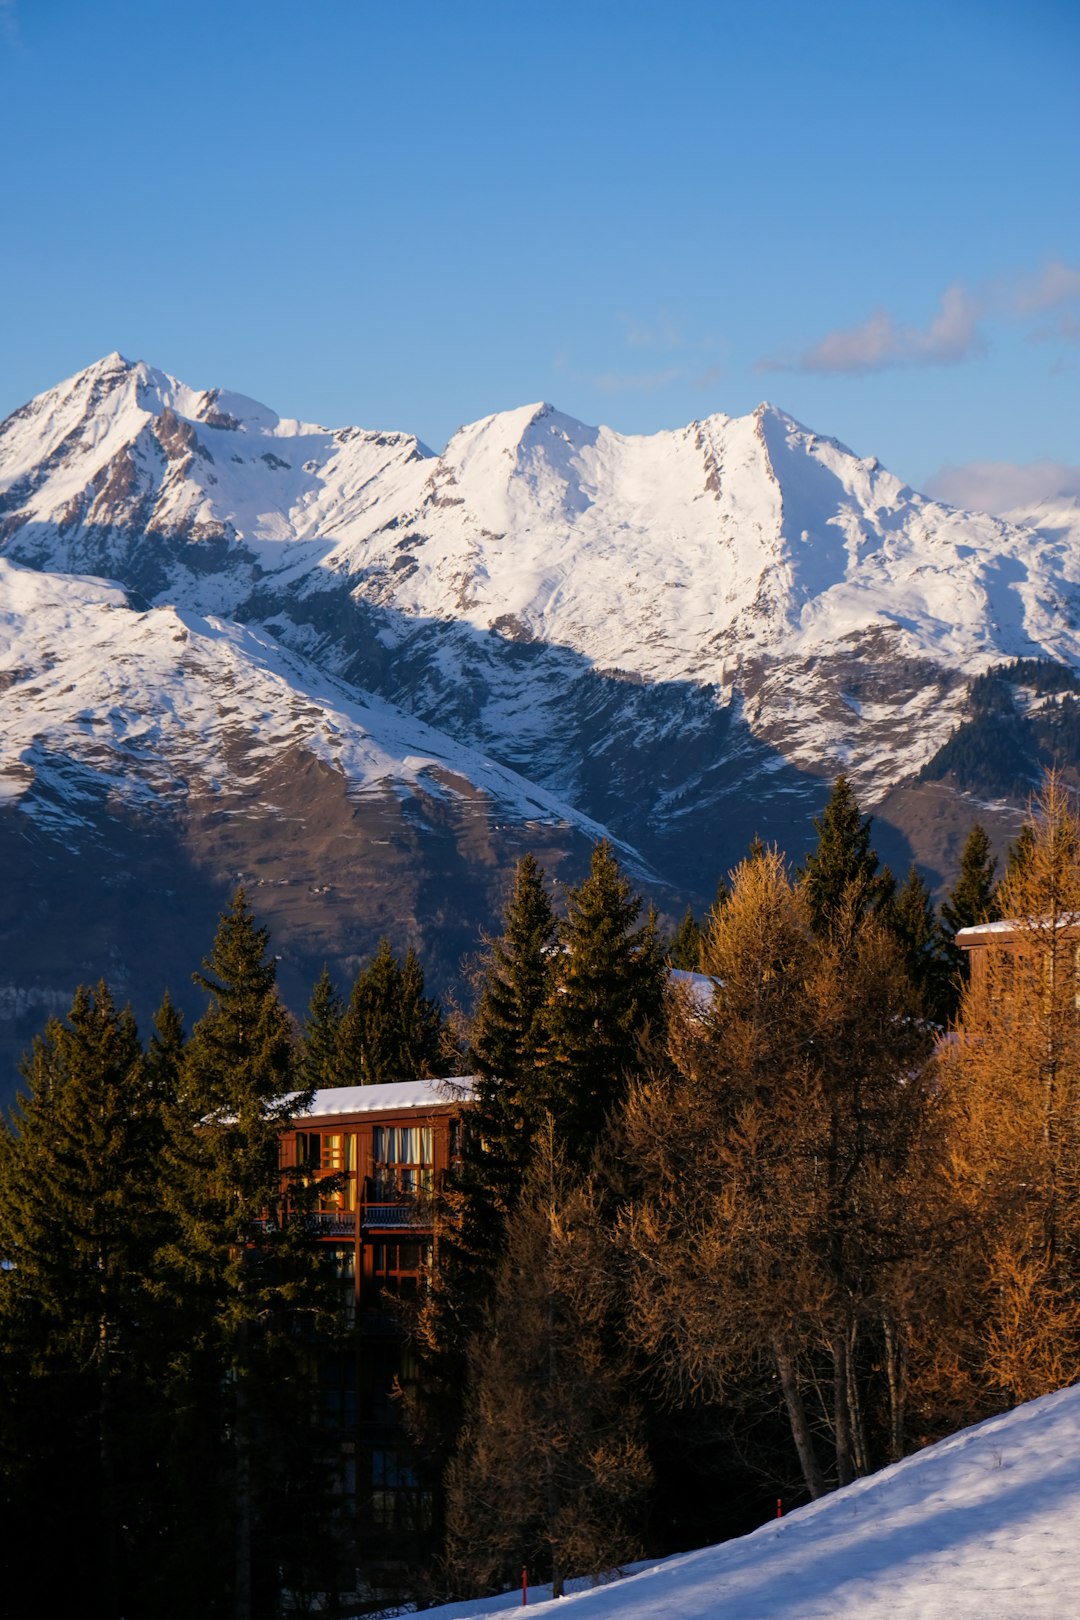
[414,1384,1080,1619]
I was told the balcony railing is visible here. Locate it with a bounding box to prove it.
[361,1203,426,1231]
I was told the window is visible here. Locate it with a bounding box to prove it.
[369,1448,431,1533]
[372,1125,433,1198]
[297,1131,357,1212]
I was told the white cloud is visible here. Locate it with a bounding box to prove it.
[925,459,1080,517]
[762,258,1080,376]
[761,284,984,374]
[1008,258,1080,316]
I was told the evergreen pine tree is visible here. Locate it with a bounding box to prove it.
[0,984,171,1618]
[668,905,703,970]
[544,841,666,1165]
[799,775,894,943]
[888,865,952,1024]
[939,823,1000,1011]
[164,890,330,1620]
[411,856,559,1492]
[300,967,350,1090]
[341,938,444,1083]
[1003,820,1036,885]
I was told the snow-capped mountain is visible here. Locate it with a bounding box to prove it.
[1,353,1076,1089]
[5,355,1076,816]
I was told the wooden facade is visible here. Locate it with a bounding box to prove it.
[276,1077,473,1584]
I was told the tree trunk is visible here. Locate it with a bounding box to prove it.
[235,1365,252,1620]
[98,1298,119,1619]
[831,1332,855,1487]
[883,1314,906,1462]
[773,1341,827,1500]
[846,1321,868,1477]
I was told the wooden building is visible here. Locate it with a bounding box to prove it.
[277,1077,473,1587]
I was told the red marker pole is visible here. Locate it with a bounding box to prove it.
[522,1566,528,1606]
[776,1498,783,1518]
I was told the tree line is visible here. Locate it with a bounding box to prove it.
[2,772,1066,1617]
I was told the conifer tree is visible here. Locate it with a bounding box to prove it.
[668,905,703,970]
[889,865,952,1024]
[544,841,666,1165]
[341,938,444,1083]
[412,856,558,1496]
[799,775,894,943]
[164,890,328,1620]
[466,853,559,1218]
[620,848,935,1501]
[0,984,169,1618]
[938,823,999,1009]
[300,967,350,1090]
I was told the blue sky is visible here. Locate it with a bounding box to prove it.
[1,0,1077,504]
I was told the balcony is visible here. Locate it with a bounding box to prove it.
[361,1202,427,1232]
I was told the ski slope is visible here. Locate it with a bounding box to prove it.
[415,1384,1080,1619]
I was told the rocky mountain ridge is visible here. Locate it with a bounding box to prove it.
[1,353,1074,1096]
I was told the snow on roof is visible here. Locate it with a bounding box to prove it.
[956,914,1080,942]
[409,1381,1080,1619]
[668,968,717,1007]
[296,1077,475,1122]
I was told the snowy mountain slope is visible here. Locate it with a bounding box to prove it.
[1,355,1076,1016]
[412,1383,1080,1620]
[6,358,1078,682]
[0,557,612,841]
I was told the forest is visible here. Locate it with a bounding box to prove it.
[3,772,1080,1620]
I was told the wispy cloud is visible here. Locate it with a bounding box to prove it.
[617,312,684,351]
[591,366,684,395]
[693,361,726,391]
[0,0,18,46]
[761,257,1080,375]
[556,310,722,398]
[925,459,1080,516]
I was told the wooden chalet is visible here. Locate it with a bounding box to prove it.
[276,1077,473,1584]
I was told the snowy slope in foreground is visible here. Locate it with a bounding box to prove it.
[416,1384,1080,1620]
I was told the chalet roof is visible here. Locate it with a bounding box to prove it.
[956,915,1080,946]
[295,1077,475,1124]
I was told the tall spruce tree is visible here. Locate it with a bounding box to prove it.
[300,967,350,1090]
[544,842,666,1165]
[889,865,952,1025]
[668,905,703,971]
[939,823,1000,1012]
[341,938,444,1083]
[0,984,170,1619]
[164,890,329,1620]
[411,856,559,1508]
[799,775,894,944]
[467,853,559,1202]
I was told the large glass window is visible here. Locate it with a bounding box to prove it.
[371,1125,433,1197]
